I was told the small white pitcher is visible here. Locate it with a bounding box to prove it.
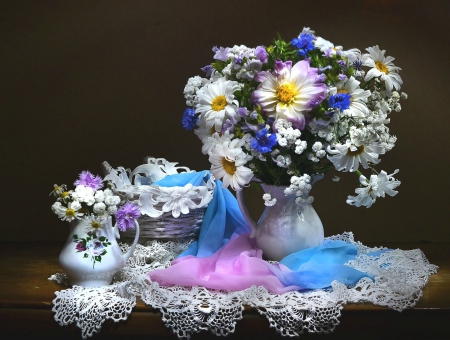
[59,216,140,287]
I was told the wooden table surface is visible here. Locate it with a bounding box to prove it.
[0,241,449,339]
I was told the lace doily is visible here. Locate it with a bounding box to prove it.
[50,232,438,339]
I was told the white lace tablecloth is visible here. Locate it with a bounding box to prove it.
[49,232,438,339]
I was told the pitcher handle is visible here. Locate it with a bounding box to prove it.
[121,220,140,263]
[236,189,257,238]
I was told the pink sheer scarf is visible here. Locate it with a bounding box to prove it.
[149,233,301,294]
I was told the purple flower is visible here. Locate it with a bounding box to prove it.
[181,108,198,130]
[74,171,103,190]
[201,65,213,77]
[75,241,86,252]
[212,46,229,61]
[315,73,327,83]
[237,107,249,117]
[221,116,236,133]
[313,118,331,127]
[250,128,278,154]
[116,203,141,232]
[338,74,348,82]
[233,57,242,69]
[274,59,292,76]
[255,46,268,63]
[254,70,271,83]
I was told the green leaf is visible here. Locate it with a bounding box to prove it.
[95,256,101,262]
[99,236,106,242]
[83,253,89,258]
[73,234,78,239]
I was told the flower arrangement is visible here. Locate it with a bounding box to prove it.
[51,171,140,267]
[182,28,404,208]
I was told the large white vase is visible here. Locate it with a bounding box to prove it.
[237,180,324,262]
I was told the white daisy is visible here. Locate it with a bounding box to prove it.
[50,184,67,197]
[314,37,343,56]
[336,77,371,118]
[194,117,214,141]
[363,45,402,96]
[209,139,253,191]
[196,79,240,132]
[347,170,400,208]
[200,130,234,155]
[84,215,108,234]
[56,202,84,222]
[327,140,385,172]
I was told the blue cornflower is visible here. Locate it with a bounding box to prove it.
[250,128,278,154]
[291,32,315,57]
[181,108,198,130]
[328,93,352,112]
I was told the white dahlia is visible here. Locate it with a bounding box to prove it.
[254,60,327,130]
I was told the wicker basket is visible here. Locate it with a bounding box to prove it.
[103,157,214,242]
[121,207,206,240]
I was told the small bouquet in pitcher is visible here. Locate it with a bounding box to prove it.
[51,170,140,267]
[181,27,404,208]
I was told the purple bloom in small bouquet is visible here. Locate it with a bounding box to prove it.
[74,171,103,190]
[116,203,141,231]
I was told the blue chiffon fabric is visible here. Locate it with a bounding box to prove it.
[151,171,385,290]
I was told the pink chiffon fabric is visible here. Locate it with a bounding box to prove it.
[149,233,301,294]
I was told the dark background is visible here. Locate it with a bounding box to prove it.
[2,0,449,243]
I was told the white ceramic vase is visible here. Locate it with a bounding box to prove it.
[59,216,140,287]
[237,179,324,262]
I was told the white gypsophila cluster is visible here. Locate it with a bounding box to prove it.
[284,174,314,206]
[262,193,277,206]
[388,91,405,112]
[307,142,326,163]
[349,126,377,147]
[226,45,256,60]
[184,76,209,106]
[295,140,307,155]
[275,154,292,168]
[215,45,264,81]
[71,185,95,205]
[275,119,302,147]
[313,142,326,158]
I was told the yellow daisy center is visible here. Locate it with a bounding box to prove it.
[222,158,236,175]
[347,145,365,156]
[65,209,76,217]
[375,62,389,74]
[91,221,101,229]
[211,95,227,111]
[276,83,298,104]
[337,89,352,101]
